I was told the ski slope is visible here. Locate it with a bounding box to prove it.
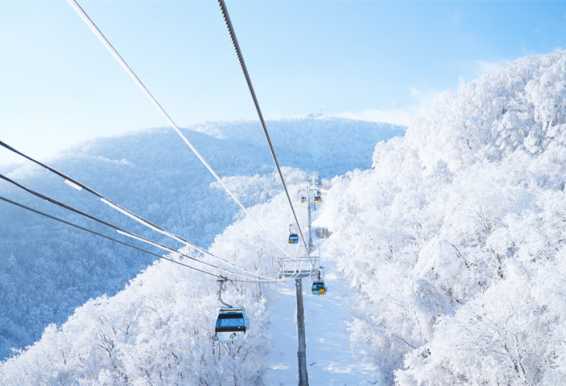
[266,259,378,386]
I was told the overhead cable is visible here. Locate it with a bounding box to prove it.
[0,173,268,281]
[217,0,308,252]
[0,195,282,284]
[0,140,269,279]
[66,0,292,260]
[0,195,220,278]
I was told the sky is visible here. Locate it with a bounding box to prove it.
[1,0,565,166]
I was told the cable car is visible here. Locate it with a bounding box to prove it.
[215,306,248,340]
[311,280,327,295]
[313,191,322,204]
[288,233,299,244]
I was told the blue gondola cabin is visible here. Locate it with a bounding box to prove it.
[215,307,248,340]
[288,233,299,244]
[311,281,327,295]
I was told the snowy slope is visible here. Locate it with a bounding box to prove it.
[265,260,379,386]
[0,117,402,360]
[316,51,566,384]
[0,170,317,384]
[3,49,564,385]
[0,246,271,385]
[0,166,377,385]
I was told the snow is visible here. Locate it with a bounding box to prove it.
[316,50,566,384]
[1,49,565,384]
[265,259,378,386]
[0,254,271,384]
[0,117,402,360]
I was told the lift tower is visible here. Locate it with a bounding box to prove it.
[295,277,309,386]
[295,176,318,386]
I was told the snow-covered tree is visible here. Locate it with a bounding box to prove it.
[317,50,566,384]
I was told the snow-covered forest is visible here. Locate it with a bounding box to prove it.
[1,50,565,385]
[0,118,401,367]
[318,50,566,385]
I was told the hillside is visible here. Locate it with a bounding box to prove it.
[3,48,564,385]
[0,117,402,360]
[0,168,321,384]
[317,50,566,384]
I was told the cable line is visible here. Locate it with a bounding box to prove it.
[0,195,281,284]
[217,0,308,252]
[0,140,204,250]
[0,195,221,278]
[66,0,291,260]
[0,173,268,281]
[0,140,269,280]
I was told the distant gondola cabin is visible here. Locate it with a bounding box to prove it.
[288,233,299,244]
[311,281,327,295]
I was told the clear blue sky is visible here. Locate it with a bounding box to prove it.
[1,0,565,165]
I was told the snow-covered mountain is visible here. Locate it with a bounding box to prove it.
[3,49,565,385]
[0,178,306,384]
[0,117,402,361]
[317,50,566,384]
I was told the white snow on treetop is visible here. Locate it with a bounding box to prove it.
[316,50,566,385]
[0,117,401,362]
[1,50,565,385]
[402,50,566,171]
